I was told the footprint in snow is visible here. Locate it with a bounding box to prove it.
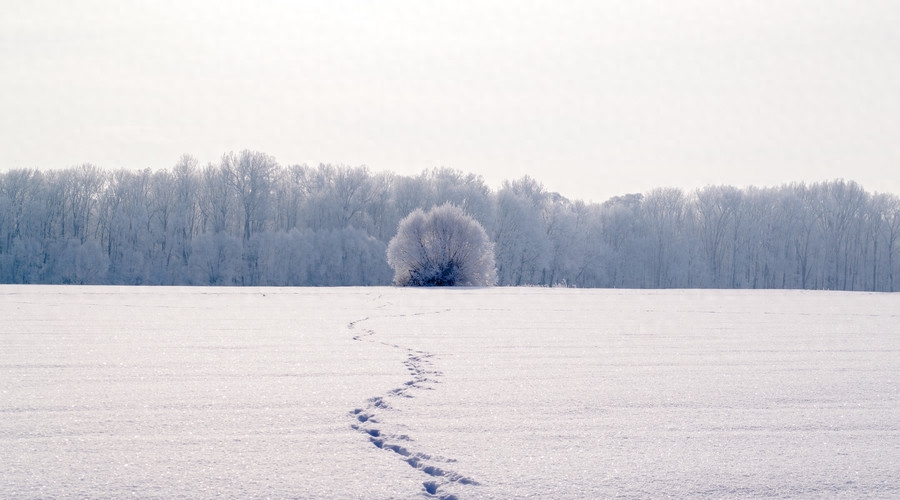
[347,315,479,497]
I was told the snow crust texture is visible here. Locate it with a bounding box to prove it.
[2,286,900,499]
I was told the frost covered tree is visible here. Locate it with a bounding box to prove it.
[4,156,900,290]
[493,177,551,285]
[189,232,242,285]
[386,203,497,286]
[222,150,278,242]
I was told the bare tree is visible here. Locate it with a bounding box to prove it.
[493,177,551,286]
[198,162,233,235]
[222,150,278,242]
[694,185,740,287]
[642,188,688,288]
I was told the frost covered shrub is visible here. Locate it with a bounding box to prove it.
[387,203,497,286]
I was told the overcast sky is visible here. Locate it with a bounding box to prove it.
[2,1,898,202]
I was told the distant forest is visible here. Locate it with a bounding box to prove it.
[1,151,898,291]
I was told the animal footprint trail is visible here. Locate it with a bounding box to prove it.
[348,316,479,499]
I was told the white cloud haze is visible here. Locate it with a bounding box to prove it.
[2,0,898,201]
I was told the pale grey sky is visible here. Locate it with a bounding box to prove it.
[2,0,898,202]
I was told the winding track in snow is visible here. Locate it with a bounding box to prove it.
[348,311,479,500]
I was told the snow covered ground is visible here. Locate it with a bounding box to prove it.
[1,286,899,499]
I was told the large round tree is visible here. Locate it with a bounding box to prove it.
[387,203,497,286]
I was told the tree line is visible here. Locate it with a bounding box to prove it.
[1,151,898,291]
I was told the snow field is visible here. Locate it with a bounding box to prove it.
[1,287,424,498]
[361,288,900,498]
[2,286,899,498]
